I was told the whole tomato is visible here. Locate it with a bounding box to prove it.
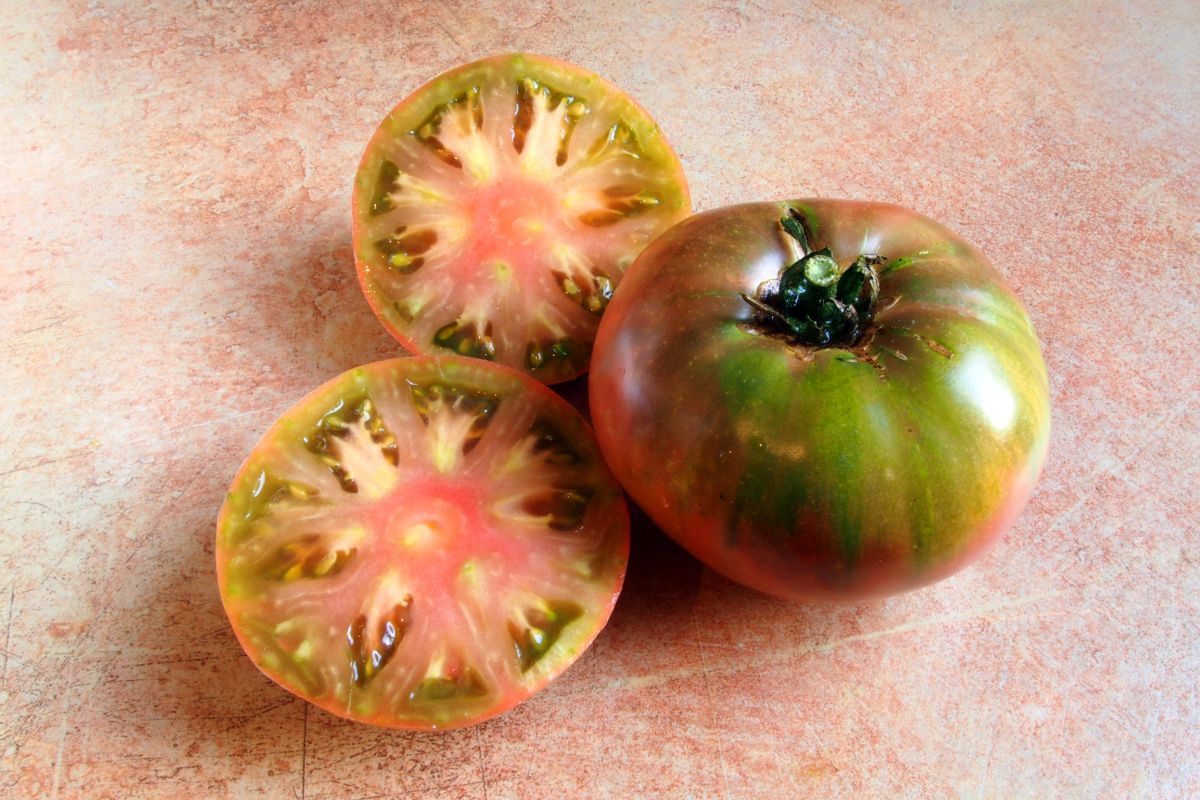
[589,200,1050,601]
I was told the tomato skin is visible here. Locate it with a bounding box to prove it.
[589,201,1050,601]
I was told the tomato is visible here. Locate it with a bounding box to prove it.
[589,201,1050,602]
[352,54,691,384]
[216,356,629,729]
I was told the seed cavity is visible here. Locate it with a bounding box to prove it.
[555,270,613,315]
[529,418,581,465]
[521,486,593,531]
[572,551,611,582]
[587,119,645,161]
[408,381,500,459]
[359,396,400,466]
[511,76,588,164]
[263,533,356,582]
[375,227,439,274]
[559,99,588,165]
[512,77,538,154]
[432,319,496,360]
[241,471,318,523]
[303,412,357,493]
[525,337,578,372]
[408,665,488,703]
[508,600,583,672]
[391,300,414,323]
[302,391,399,491]
[579,186,661,227]
[347,595,413,687]
[369,159,401,216]
[410,85,483,170]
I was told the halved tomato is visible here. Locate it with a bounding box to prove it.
[215,357,629,729]
[352,54,691,383]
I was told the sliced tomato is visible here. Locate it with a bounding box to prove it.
[352,53,691,383]
[216,357,629,729]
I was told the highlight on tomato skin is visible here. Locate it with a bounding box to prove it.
[215,356,629,730]
[588,199,1051,602]
[352,53,692,384]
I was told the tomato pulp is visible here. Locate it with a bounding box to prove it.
[589,201,1050,601]
[353,54,691,383]
[217,357,629,729]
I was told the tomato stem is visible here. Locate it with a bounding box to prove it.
[743,211,882,348]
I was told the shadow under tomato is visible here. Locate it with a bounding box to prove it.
[598,489,898,677]
[549,372,592,423]
[619,502,707,600]
[551,375,706,604]
[595,502,708,656]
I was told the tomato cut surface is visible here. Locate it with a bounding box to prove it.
[352,54,691,383]
[216,357,629,729]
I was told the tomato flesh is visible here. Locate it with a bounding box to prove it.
[217,357,628,729]
[589,201,1051,602]
[353,54,691,383]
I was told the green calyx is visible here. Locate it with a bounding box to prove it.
[742,208,882,348]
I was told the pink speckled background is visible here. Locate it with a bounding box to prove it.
[2,1,1198,798]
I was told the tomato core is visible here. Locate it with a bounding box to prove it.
[461,175,564,273]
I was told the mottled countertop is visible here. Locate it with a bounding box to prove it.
[2,2,1198,798]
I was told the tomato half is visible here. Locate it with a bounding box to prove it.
[216,357,629,729]
[589,201,1050,602]
[352,54,691,384]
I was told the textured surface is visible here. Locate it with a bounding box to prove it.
[1,1,1197,798]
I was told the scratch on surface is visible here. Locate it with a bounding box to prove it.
[1124,158,1197,211]
[0,452,88,479]
[353,784,489,799]
[810,590,1070,654]
[696,641,733,800]
[2,583,13,681]
[473,724,489,800]
[120,460,211,569]
[1039,398,1192,539]
[208,697,298,737]
[143,765,201,781]
[123,654,223,669]
[16,316,67,336]
[300,703,308,800]
[606,589,1070,694]
[339,740,386,764]
[48,706,69,800]
[124,403,290,451]
[14,500,64,519]
[975,641,1015,800]
[432,0,468,50]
